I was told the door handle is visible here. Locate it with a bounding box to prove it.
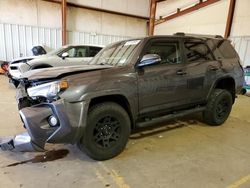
[176,70,187,75]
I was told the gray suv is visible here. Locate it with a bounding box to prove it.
[1,33,244,160]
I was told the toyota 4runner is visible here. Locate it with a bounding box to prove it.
[1,33,244,160]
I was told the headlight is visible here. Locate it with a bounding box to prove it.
[27,80,68,98]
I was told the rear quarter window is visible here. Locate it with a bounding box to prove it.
[217,40,238,58]
[207,39,238,59]
[89,47,102,57]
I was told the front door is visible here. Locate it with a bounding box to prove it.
[137,38,188,115]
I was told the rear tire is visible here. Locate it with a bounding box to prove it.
[78,102,131,161]
[203,89,233,126]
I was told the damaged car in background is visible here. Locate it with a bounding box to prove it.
[0,33,244,160]
[0,45,48,75]
[8,45,50,71]
[8,44,103,87]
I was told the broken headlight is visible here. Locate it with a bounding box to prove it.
[27,80,68,99]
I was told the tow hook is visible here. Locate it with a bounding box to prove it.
[0,132,44,152]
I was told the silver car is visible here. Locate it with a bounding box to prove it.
[9,44,103,85]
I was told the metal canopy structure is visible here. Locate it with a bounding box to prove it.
[150,0,237,38]
[155,0,221,25]
[44,0,150,44]
[44,0,237,43]
[62,0,67,45]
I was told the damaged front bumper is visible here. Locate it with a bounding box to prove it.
[0,132,44,152]
[20,100,72,149]
[1,99,86,152]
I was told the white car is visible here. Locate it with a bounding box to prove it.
[9,44,103,86]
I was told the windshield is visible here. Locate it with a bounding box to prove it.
[89,39,141,66]
[46,46,68,56]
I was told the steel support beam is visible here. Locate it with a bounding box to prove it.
[62,0,67,45]
[155,0,221,25]
[224,0,236,38]
[43,0,149,20]
[149,0,157,36]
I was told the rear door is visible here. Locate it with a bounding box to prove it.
[182,38,220,103]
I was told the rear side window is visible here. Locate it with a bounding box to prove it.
[89,47,102,57]
[184,40,213,62]
[216,40,238,59]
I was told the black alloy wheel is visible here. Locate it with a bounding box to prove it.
[78,102,131,161]
[203,89,233,126]
[93,115,121,149]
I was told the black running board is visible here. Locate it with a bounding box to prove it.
[136,106,206,128]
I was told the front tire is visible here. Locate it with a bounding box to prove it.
[203,89,233,126]
[78,102,131,161]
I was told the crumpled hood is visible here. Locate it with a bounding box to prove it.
[11,55,49,64]
[22,65,113,81]
[26,55,58,65]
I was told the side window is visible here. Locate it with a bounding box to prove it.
[76,47,88,57]
[184,40,213,62]
[89,47,102,57]
[145,41,181,64]
[66,48,76,57]
[66,47,88,58]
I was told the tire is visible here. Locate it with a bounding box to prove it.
[78,102,131,161]
[203,89,233,126]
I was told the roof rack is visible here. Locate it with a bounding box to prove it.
[174,32,185,36]
[173,32,223,39]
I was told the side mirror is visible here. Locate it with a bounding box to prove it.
[61,52,69,59]
[137,54,161,68]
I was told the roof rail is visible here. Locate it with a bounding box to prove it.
[173,32,223,39]
[214,35,223,39]
[174,32,185,36]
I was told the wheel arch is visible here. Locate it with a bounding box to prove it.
[212,76,236,103]
[88,94,135,129]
